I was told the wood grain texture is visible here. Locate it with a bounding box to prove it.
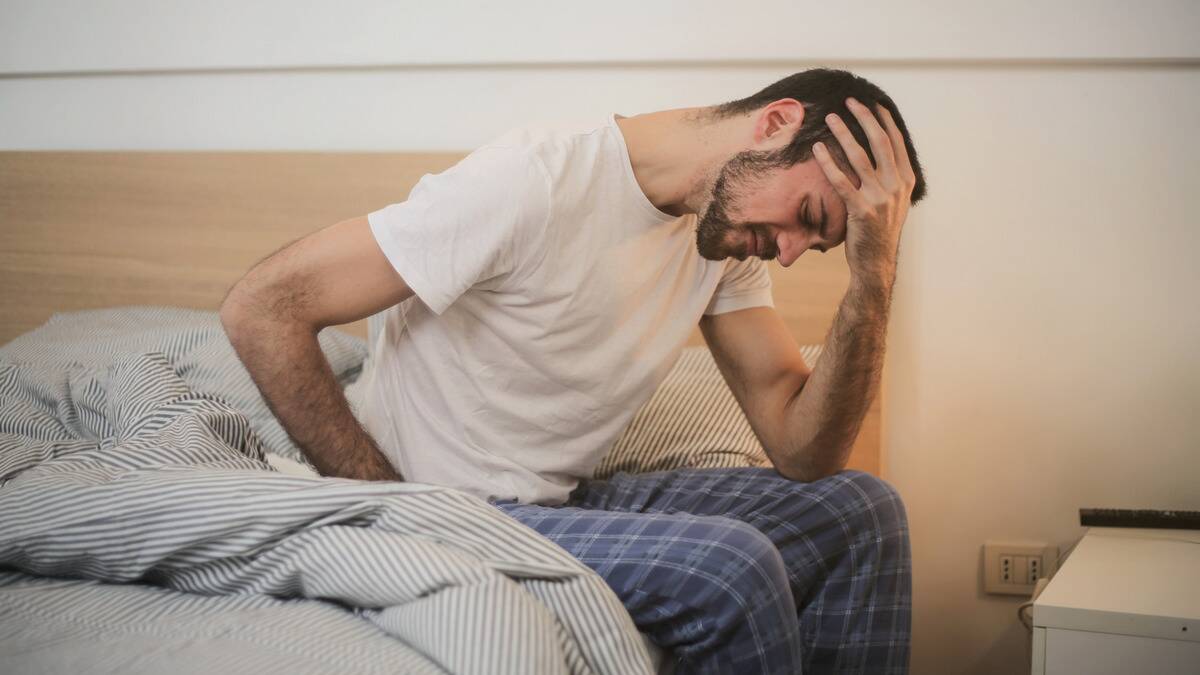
[0,151,877,476]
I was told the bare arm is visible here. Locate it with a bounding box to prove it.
[699,294,885,482]
[701,99,917,482]
[220,215,414,481]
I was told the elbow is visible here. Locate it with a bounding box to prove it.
[219,283,260,346]
[219,282,317,348]
[774,440,850,484]
[218,291,239,331]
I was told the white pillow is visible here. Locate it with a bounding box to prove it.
[593,345,822,479]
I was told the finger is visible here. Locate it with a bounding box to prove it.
[824,112,883,193]
[812,141,864,207]
[876,105,916,185]
[845,97,898,185]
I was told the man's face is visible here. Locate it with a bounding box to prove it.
[695,151,851,267]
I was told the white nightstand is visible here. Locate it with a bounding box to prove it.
[1031,527,1200,674]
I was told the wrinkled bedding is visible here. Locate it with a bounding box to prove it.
[0,308,654,675]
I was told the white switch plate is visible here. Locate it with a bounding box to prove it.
[983,540,1058,596]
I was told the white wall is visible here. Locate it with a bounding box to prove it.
[4,0,1197,73]
[4,3,1198,673]
[3,0,1199,151]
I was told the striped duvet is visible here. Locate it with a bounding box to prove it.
[0,308,655,675]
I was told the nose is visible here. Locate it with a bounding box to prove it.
[775,229,813,268]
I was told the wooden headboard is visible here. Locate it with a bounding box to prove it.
[0,152,880,475]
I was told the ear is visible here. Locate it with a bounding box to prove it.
[753,98,805,150]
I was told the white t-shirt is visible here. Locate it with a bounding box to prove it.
[352,113,773,505]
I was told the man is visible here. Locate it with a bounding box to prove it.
[221,68,927,674]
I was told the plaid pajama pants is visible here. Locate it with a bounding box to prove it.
[488,467,911,675]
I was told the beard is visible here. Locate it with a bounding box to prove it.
[695,149,784,262]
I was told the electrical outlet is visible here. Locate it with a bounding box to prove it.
[1028,556,1041,585]
[983,541,1058,596]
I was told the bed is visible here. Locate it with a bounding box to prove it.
[0,151,882,674]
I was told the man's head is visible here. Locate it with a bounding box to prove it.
[694,68,927,265]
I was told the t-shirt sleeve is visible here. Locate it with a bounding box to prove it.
[366,145,550,315]
[703,256,775,316]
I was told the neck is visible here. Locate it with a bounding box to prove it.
[615,107,747,218]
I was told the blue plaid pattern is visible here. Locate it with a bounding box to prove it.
[489,467,911,674]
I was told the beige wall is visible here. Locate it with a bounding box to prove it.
[4,3,1199,673]
[880,65,1200,673]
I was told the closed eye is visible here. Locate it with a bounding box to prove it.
[800,198,820,235]
[816,194,829,240]
[802,197,828,253]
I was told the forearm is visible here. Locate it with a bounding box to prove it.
[772,97,917,481]
[776,274,894,481]
[222,309,403,482]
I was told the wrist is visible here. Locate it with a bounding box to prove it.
[848,266,895,294]
[844,273,895,321]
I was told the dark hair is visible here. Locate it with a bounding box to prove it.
[707,68,927,203]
